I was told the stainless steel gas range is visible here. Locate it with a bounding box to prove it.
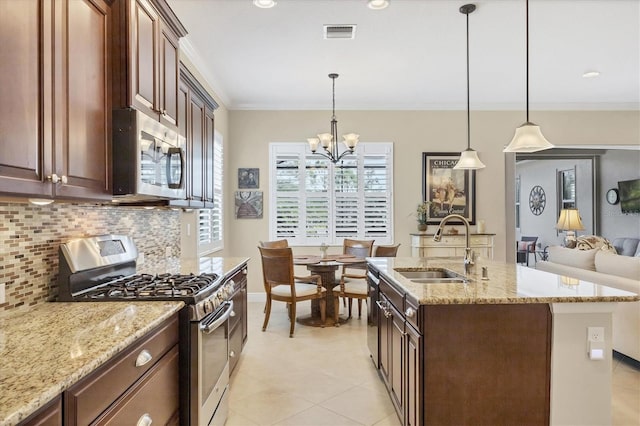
[58,234,234,426]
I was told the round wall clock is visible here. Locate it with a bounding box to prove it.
[606,188,619,205]
[529,185,546,215]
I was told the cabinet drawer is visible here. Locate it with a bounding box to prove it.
[470,236,489,245]
[65,315,179,425]
[18,395,62,426]
[405,297,420,332]
[92,345,180,426]
[380,278,404,312]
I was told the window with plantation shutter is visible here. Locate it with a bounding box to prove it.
[269,142,393,245]
[197,130,224,254]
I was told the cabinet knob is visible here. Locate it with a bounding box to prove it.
[242,268,248,275]
[229,350,236,358]
[47,174,68,184]
[135,349,153,367]
[230,310,236,317]
[136,413,153,426]
[405,308,416,318]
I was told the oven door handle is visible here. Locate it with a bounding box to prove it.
[200,301,234,334]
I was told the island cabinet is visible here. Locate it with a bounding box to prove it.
[411,233,495,259]
[229,265,249,374]
[0,0,112,201]
[175,65,219,208]
[378,277,422,426]
[376,274,552,426]
[64,314,180,426]
[111,0,186,129]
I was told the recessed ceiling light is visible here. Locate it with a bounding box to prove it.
[582,71,600,78]
[253,0,276,8]
[368,0,389,10]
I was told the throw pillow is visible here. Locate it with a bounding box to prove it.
[595,251,640,281]
[547,246,597,271]
[518,241,530,251]
[576,235,616,254]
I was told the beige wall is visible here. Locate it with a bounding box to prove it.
[226,110,639,294]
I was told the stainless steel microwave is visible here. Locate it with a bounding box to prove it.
[112,109,186,200]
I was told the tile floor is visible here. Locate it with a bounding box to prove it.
[228,302,640,426]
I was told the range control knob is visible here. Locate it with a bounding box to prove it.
[203,299,213,314]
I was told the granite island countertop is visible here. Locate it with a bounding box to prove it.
[0,301,184,426]
[368,256,639,305]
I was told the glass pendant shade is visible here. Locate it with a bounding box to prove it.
[307,138,320,153]
[503,122,554,153]
[317,133,333,148]
[342,133,359,150]
[454,148,486,170]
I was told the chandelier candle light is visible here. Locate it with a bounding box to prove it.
[307,73,359,163]
[503,0,554,153]
[453,3,485,170]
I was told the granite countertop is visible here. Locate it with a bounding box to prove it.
[368,257,640,305]
[0,301,184,426]
[138,256,250,277]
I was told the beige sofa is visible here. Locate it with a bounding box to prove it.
[537,245,640,362]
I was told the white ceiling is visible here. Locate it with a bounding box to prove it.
[167,0,640,111]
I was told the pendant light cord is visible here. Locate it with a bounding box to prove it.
[466,9,471,150]
[526,0,529,123]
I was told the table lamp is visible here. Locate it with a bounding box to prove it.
[556,208,585,248]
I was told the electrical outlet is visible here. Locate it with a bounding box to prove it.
[0,283,5,304]
[138,252,145,265]
[165,246,172,258]
[588,327,605,342]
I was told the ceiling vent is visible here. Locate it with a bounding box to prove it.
[323,24,357,40]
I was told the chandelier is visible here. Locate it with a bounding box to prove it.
[307,73,359,163]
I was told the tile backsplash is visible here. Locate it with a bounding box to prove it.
[0,202,180,312]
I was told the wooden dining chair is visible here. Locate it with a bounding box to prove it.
[334,239,374,321]
[374,243,401,257]
[258,246,326,337]
[259,239,289,248]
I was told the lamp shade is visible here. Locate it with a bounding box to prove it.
[503,122,554,153]
[556,208,585,231]
[454,148,486,170]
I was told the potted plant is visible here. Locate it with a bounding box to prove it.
[416,201,431,232]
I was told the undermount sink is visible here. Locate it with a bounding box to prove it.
[395,268,467,284]
[410,277,468,284]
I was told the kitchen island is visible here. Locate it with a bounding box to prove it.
[367,256,639,426]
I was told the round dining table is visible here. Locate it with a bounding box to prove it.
[293,254,366,327]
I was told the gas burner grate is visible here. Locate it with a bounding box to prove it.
[79,272,220,300]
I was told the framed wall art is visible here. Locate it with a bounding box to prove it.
[238,168,259,189]
[235,191,263,219]
[422,152,476,225]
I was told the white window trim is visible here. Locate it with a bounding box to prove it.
[269,142,394,246]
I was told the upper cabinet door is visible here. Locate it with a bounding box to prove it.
[129,0,160,121]
[0,0,53,197]
[159,21,179,127]
[55,0,112,200]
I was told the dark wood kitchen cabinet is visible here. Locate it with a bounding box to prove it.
[111,0,185,129]
[64,314,180,426]
[175,65,219,208]
[229,265,248,374]
[18,396,62,426]
[0,0,112,201]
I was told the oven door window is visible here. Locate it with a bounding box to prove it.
[201,310,229,403]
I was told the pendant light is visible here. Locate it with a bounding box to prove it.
[454,4,485,170]
[503,0,553,153]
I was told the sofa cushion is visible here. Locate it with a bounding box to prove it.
[547,246,597,271]
[612,237,640,257]
[595,251,640,281]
